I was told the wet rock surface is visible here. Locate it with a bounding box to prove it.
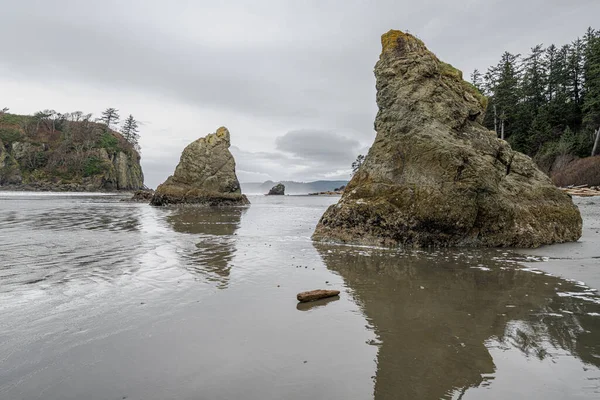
[313,30,582,248]
[150,127,249,206]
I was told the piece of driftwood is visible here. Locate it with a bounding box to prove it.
[560,186,600,197]
[297,289,340,303]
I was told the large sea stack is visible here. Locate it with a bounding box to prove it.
[150,127,249,206]
[313,30,582,248]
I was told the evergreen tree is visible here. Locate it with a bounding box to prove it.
[583,29,600,133]
[351,154,365,175]
[121,114,140,149]
[470,69,484,93]
[494,52,521,141]
[474,26,599,163]
[99,108,120,130]
[482,66,499,133]
[568,38,584,106]
[522,44,547,110]
[515,44,548,148]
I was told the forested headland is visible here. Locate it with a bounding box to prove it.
[0,107,144,191]
[471,27,600,186]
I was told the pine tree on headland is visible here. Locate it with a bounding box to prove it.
[121,114,140,150]
[99,108,120,130]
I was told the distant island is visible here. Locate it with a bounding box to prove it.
[241,180,348,195]
[0,108,144,191]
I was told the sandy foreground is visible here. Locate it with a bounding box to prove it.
[520,197,600,290]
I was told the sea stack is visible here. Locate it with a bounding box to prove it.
[267,183,285,195]
[312,30,582,248]
[150,127,249,206]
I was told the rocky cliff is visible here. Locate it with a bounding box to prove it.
[150,127,249,206]
[0,112,143,191]
[313,30,582,248]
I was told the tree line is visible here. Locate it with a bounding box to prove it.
[1,106,140,151]
[470,27,600,171]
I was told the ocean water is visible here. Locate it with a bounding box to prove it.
[0,193,599,400]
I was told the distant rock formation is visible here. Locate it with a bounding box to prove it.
[267,183,285,195]
[313,30,582,248]
[241,180,348,195]
[150,127,249,206]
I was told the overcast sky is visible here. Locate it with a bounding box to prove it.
[1,0,599,188]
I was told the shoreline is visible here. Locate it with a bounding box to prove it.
[0,185,141,193]
[518,196,600,290]
[2,190,597,291]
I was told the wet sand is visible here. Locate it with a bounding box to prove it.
[0,193,599,399]
[520,197,600,290]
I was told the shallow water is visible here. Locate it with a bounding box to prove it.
[0,193,599,399]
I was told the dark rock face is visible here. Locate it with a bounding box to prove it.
[150,127,250,206]
[0,139,22,185]
[312,30,582,248]
[267,183,285,195]
[97,148,144,190]
[0,137,143,191]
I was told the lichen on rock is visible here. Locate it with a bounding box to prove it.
[312,30,582,248]
[150,126,249,206]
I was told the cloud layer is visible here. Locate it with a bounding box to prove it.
[1,0,598,188]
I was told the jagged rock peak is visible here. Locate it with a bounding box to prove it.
[312,30,581,248]
[150,126,249,206]
[377,30,487,130]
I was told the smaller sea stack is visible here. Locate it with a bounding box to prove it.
[267,183,285,195]
[151,127,249,206]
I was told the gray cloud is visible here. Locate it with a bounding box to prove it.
[275,130,361,163]
[232,129,368,183]
[1,0,599,187]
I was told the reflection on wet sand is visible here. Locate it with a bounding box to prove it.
[296,295,340,311]
[315,244,600,399]
[165,207,245,289]
[0,198,146,292]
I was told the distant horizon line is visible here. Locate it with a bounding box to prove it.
[241,179,349,184]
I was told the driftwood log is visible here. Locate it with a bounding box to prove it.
[297,289,340,303]
[560,185,600,197]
